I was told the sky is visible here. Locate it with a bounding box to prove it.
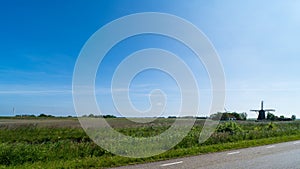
[1,0,300,118]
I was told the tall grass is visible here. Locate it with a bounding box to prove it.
[0,119,299,168]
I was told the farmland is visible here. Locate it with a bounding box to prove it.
[0,117,300,168]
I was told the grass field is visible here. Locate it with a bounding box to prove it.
[0,117,300,168]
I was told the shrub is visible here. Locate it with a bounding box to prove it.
[216,122,243,134]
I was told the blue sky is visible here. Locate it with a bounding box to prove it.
[1,0,300,118]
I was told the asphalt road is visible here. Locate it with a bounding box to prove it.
[111,140,300,169]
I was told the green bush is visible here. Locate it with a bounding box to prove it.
[216,122,243,134]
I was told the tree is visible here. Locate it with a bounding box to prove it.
[168,116,177,119]
[103,115,117,118]
[38,113,48,117]
[267,112,276,121]
[210,112,246,121]
[210,112,223,120]
[231,112,242,120]
[88,114,95,118]
[239,112,247,120]
[38,113,54,118]
[292,115,296,121]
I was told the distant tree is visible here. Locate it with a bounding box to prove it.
[88,114,95,118]
[38,113,48,117]
[222,113,230,120]
[231,112,242,120]
[292,115,296,121]
[103,115,117,118]
[168,116,177,119]
[239,112,247,120]
[210,112,223,120]
[38,113,54,118]
[211,112,245,121]
[267,112,276,121]
[21,114,35,117]
[280,115,285,119]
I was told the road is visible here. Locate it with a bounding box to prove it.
[111,140,300,169]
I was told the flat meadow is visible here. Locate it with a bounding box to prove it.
[0,117,300,168]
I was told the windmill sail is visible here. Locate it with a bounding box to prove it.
[250,101,275,120]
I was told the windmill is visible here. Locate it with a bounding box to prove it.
[250,101,275,120]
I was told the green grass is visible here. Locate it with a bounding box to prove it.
[0,119,299,168]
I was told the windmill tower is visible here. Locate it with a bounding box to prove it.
[250,101,275,120]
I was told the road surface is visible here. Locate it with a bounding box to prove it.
[111,140,300,169]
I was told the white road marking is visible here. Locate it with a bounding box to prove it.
[293,141,300,145]
[266,145,275,149]
[160,161,183,167]
[227,151,240,155]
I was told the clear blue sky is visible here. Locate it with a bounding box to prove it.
[1,0,300,118]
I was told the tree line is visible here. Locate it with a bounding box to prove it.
[210,112,247,121]
[267,112,296,121]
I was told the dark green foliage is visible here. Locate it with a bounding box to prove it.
[103,115,117,118]
[84,114,117,118]
[267,112,276,121]
[38,114,54,118]
[15,114,36,118]
[168,116,177,119]
[210,112,247,121]
[230,112,241,120]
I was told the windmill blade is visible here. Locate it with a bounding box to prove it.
[264,109,275,111]
[250,110,260,112]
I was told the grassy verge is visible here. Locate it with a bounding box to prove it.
[0,119,299,168]
[3,134,300,169]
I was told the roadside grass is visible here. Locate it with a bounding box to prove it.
[2,134,300,169]
[0,119,299,168]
